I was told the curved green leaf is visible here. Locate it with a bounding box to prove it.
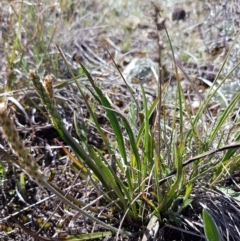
[203,209,221,241]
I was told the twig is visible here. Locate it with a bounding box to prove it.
[159,143,240,184]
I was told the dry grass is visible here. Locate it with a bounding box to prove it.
[1,1,240,240]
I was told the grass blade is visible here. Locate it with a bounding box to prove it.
[203,209,222,241]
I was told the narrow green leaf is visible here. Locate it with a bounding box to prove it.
[203,209,221,241]
[65,231,112,240]
[103,106,142,177]
[79,63,126,157]
[136,96,159,147]
[192,32,240,131]
[18,173,26,200]
[209,92,240,144]
[155,141,183,213]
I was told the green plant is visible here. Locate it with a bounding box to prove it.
[203,209,222,241]
[1,2,240,240]
[0,162,6,187]
[2,35,240,237]
[17,173,27,201]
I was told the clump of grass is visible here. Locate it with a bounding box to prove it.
[1,1,240,240]
[9,34,239,238]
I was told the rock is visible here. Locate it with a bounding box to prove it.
[123,58,158,86]
[172,8,186,21]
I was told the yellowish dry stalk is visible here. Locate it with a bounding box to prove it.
[0,107,45,186]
